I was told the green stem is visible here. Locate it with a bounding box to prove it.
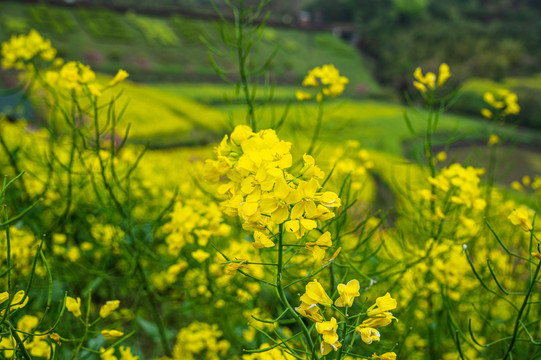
[236,0,256,131]
[70,289,92,360]
[276,224,316,359]
[502,260,541,359]
[135,260,172,357]
[8,321,32,360]
[336,306,348,360]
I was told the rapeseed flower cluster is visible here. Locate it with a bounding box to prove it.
[295,279,398,356]
[296,64,349,101]
[413,63,450,92]
[510,175,541,195]
[167,322,230,360]
[0,315,52,358]
[162,197,231,256]
[242,343,295,359]
[204,125,341,247]
[0,29,56,70]
[508,206,533,232]
[481,89,520,119]
[423,163,486,223]
[0,226,43,276]
[99,346,139,360]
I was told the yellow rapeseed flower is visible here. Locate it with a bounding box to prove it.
[315,317,341,355]
[334,279,360,307]
[366,292,397,317]
[66,296,82,318]
[295,90,312,101]
[488,134,499,145]
[413,63,450,92]
[508,207,533,232]
[357,326,380,344]
[101,330,125,338]
[299,279,333,307]
[299,64,348,100]
[191,249,210,263]
[252,231,275,249]
[372,352,397,360]
[109,69,129,87]
[100,300,120,318]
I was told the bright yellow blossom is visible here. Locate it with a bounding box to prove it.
[508,207,533,232]
[299,279,333,307]
[252,231,275,249]
[372,352,397,360]
[315,317,341,355]
[366,292,397,317]
[305,231,332,261]
[334,279,360,307]
[295,301,324,322]
[357,326,381,344]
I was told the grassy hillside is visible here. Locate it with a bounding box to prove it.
[0,2,378,96]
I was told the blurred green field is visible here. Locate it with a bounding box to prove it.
[0,2,377,95]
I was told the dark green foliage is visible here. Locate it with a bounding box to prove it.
[77,8,131,40]
[28,5,75,35]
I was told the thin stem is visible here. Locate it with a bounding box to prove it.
[135,260,172,357]
[336,306,349,360]
[8,321,32,360]
[236,0,256,131]
[502,260,541,359]
[275,223,316,359]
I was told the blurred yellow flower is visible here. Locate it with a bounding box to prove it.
[488,134,499,145]
[100,300,120,318]
[299,64,348,100]
[102,330,125,339]
[66,296,82,318]
[413,63,450,92]
[295,90,312,101]
[109,69,129,87]
[191,249,210,263]
[508,207,533,232]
